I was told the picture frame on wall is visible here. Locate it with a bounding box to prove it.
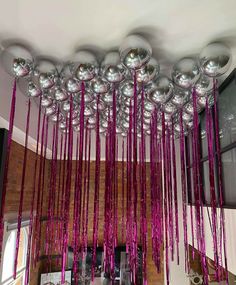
[40,270,72,285]
[67,246,143,285]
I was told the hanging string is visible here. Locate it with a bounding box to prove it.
[192,88,208,285]
[179,110,189,273]
[121,138,125,243]
[56,134,64,253]
[171,119,179,265]
[36,116,49,263]
[24,95,42,285]
[84,129,91,254]
[0,79,17,263]
[140,84,147,285]
[162,111,169,285]
[61,94,73,284]
[206,98,220,281]
[14,98,31,279]
[92,93,101,281]
[213,79,229,284]
[81,122,88,254]
[72,134,79,283]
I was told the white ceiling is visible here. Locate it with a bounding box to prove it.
[0,0,236,159]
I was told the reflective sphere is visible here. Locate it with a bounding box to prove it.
[1,44,34,77]
[101,92,113,105]
[54,87,68,102]
[195,75,213,97]
[73,125,80,132]
[45,104,57,116]
[182,111,193,123]
[197,94,214,108]
[59,121,67,130]
[91,99,106,111]
[13,58,32,77]
[174,122,187,134]
[65,78,81,93]
[90,77,110,94]
[72,117,80,126]
[39,73,55,89]
[171,87,189,108]
[88,116,96,125]
[119,80,140,98]
[35,58,57,89]
[163,102,177,115]
[199,42,232,77]
[84,106,95,117]
[144,99,155,112]
[61,100,77,113]
[41,94,53,107]
[50,112,63,123]
[143,110,152,119]
[72,50,98,81]
[120,35,152,70]
[136,58,160,84]
[27,81,42,97]
[172,57,200,89]
[102,51,126,83]
[73,90,93,104]
[148,76,173,105]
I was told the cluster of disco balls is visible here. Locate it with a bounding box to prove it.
[1,35,232,137]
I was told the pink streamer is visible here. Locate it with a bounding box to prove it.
[24,95,42,285]
[0,79,17,262]
[14,98,31,278]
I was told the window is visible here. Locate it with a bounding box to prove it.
[0,222,29,285]
[187,69,236,208]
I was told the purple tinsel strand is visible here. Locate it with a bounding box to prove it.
[61,94,73,284]
[179,109,189,273]
[131,72,138,284]
[121,139,125,243]
[92,93,101,281]
[140,83,147,285]
[84,130,91,252]
[171,120,180,265]
[0,79,17,263]
[73,81,85,283]
[24,95,42,285]
[185,131,195,260]
[206,99,220,281]
[56,134,64,251]
[59,119,68,253]
[33,114,46,264]
[14,99,31,278]
[162,111,170,285]
[213,79,229,284]
[72,134,79,282]
[192,88,208,285]
[81,123,89,254]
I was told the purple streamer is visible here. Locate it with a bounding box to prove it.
[0,79,17,262]
[24,95,42,285]
[213,79,229,284]
[92,93,101,281]
[14,98,31,278]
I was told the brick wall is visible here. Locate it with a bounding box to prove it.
[4,141,163,285]
[4,141,50,285]
[41,160,164,285]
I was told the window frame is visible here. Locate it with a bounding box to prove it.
[187,68,236,209]
[0,221,29,285]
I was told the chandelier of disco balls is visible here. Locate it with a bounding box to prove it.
[0,35,232,285]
